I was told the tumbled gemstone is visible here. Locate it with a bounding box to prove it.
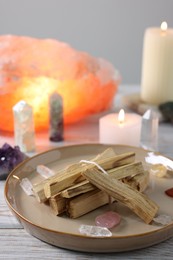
[150,164,168,178]
[165,187,173,197]
[95,211,121,229]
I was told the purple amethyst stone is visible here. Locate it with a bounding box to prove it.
[0,143,27,180]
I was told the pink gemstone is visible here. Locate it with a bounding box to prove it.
[95,211,121,229]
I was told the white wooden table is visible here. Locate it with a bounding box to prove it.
[1,85,173,259]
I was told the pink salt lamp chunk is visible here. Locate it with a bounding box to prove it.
[95,211,121,229]
[0,35,120,132]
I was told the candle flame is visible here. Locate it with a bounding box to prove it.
[118,109,125,124]
[161,21,167,31]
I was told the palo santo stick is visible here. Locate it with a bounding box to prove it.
[123,170,149,192]
[49,193,66,215]
[51,171,149,217]
[66,189,111,218]
[49,163,148,216]
[33,147,116,202]
[83,168,159,224]
[53,147,117,180]
[44,152,135,199]
[33,186,46,203]
[61,180,95,198]
[108,161,144,180]
[61,161,144,198]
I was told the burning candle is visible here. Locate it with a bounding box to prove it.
[141,21,173,104]
[99,110,141,146]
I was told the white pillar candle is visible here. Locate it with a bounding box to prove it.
[141,22,173,104]
[99,109,141,147]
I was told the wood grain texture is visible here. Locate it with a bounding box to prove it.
[0,229,173,259]
[0,182,22,229]
[1,85,173,259]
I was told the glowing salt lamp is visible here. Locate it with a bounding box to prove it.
[0,35,120,132]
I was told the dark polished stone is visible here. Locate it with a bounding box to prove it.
[159,102,173,123]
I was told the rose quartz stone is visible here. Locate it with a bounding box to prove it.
[0,35,120,132]
[95,211,121,229]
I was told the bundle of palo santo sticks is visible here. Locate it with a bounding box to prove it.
[33,148,159,224]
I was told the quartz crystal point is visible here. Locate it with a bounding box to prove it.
[140,109,159,151]
[49,92,64,142]
[0,35,120,132]
[13,101,36,152]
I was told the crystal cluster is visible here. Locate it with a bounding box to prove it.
[0,143,26,180]
[0,35,120,132]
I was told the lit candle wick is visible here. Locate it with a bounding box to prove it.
[161,21,167,32]
[118,109,125,124]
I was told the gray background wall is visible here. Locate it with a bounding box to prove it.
[0,0,173,84]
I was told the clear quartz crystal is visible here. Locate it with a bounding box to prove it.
[79,225,112,237]
[140,109,159,151]
[13,100,35,152]
[20,178,34,196]
[37,165,55,178]
[153,214,173,225]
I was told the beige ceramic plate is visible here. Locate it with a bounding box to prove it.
[4,144,173,252]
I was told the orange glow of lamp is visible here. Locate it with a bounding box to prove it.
[99,109,142,146]
[0,35,120,133]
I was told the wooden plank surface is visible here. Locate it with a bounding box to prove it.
[0,229,173,260]
[0,182,22,229]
